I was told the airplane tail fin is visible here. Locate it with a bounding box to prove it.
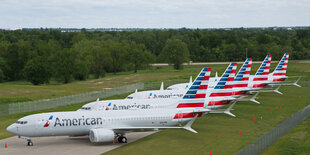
[182,67,211,100]
[234,58,252,87]
[209,62,237,97]
[271,53,289,82]
[176,67,211,109]
[254,55,272,81]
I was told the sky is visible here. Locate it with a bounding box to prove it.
[0,0,309,29]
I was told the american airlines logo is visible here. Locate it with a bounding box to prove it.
[43,115,53,127]
[111,103,151,110]
[153,94,183,99]
[54,116,103,127]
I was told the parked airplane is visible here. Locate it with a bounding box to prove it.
[7,68,212,146]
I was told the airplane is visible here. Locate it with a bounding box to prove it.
[7,68,212,146]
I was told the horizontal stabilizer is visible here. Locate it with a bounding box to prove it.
[237,92,260,104]
[183,114,198,133]
[209,101,237,117]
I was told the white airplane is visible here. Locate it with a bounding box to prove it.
[7,68,212,146]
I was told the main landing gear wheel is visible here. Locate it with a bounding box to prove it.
[27,141,33,146]
[118,136,127,143]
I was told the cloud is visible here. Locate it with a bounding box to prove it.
[0,0,309,28]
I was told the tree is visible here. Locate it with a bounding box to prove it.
[52,49,76,83]
[128,42,154,73]
[23,57,51,85]
[160,39,190,69]
[73,60,89,80]
[105,40,129,74]
[0,57,10,81]
[0,69,4,83]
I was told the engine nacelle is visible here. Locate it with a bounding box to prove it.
[89,128,115,143]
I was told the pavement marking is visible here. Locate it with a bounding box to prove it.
[0,131,157,155]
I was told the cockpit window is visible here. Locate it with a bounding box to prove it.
[126,97,133,99]
[167,88,172,90]
[16,121,28,124]
[80,107,91,110]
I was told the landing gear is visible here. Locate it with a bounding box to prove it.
[26,139,33,146]
[117,136,127,143]
[27,141,33,146]
[20,136,33,146]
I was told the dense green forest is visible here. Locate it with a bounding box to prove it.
[0,28,309,84]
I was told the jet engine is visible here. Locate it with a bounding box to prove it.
[89,128,115,143]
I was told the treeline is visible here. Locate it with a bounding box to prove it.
[0,28,310,84]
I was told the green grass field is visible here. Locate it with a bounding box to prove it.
[262,117,310,155]
[0,61,309,154]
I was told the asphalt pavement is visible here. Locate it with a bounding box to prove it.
[0,131,156,155]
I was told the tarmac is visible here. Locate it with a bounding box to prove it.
[0,131,157,155]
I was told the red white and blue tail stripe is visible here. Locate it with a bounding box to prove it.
[182,67,211,99]
[209,62,237,97]
[272,53,289,82]
[176,67,211,109]
[253,55,271,81]
[214,62,237,89]
[231,58,253,96]
[233,58,252,87]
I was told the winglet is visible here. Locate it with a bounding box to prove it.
[135,89,138,93]
[160,82,164,91]
[183,114,198,133]
[189,76,192,84]
[96,98,99,102]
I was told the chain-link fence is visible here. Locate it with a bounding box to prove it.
[0,83,144,116]
[236,104,310,155]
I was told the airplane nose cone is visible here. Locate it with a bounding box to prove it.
[7,124,17,135]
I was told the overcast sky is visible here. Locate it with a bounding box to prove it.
[0,0,309,29]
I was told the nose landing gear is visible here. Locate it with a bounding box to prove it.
[20,136,33,146]
[27,140,33,146]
